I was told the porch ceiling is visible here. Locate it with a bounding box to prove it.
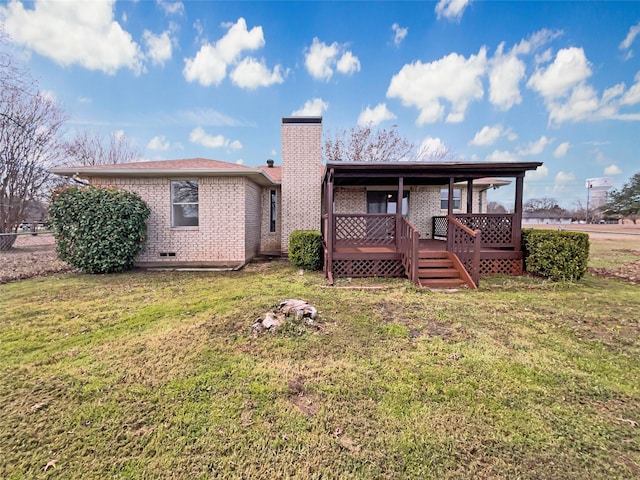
[325,161,543,186]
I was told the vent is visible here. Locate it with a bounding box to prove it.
[159,252,176,257]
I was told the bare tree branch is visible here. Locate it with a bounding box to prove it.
[1,31,67,235]
[64,129,142,166]
[324,124,452,163]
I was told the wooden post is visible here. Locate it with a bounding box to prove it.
[466,179,473,214]
[513,175,523,249]
[473,230,481,286]
[327,169,335,281]
[396,176,404,250]
[448,177,454,217]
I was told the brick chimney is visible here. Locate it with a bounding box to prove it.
[280,116,322,254]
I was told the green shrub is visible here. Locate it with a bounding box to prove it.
[288,230,323,271]
[48,186,150,274]
[521,229,589,281]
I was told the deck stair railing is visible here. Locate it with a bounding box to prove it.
[398,217,420,284]
[446,215,481,286]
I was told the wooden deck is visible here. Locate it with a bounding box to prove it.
[334,239,518,256]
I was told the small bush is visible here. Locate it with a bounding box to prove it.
[48,186,150,274]
[521,229,589,281]
[288,230,323,271]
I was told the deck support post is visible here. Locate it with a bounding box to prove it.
[466,179,474,214]
[513,175,524,249]
[396,176,404,250]
[326,168,335,280]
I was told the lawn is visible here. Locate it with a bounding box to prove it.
[1,242,639,478]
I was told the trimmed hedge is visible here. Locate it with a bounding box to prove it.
[288,230,323,271]
[521,228,589,281]
[48,186,150,274]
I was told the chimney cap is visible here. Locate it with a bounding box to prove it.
[282,116,322,124]
[266,159,275,168]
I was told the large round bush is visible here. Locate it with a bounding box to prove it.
[48,186,150,273]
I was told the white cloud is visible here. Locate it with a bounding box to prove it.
[392,23,408,46]
[526,47,638,124]
[418,136,449,159]
[0,0,144,75]
[143,30,173,66]
[183,18,266,86]
[147,135,170,151]
[291,98,329,116]
[189,127,242,150]
[357,103,396,126]
[40,90,58,103]
[512,29,563,56]
[230,57,285,89]
[157,0,184,16]
[517,136,551,156]
[336,51,361,75]
[621,71,640,105]
[486,150,520,163]
[527,47,592,99]
[619,20,640,58]
[525,164,549,181]
[555,171,576,184]
[604,164,622,175]
[387,47,487,125]
[304,37,360,81]
[489,43,526,110]
[469,124,514,147]
[469,125,496,147]
[435,0,471,21]
[552,141,571,158]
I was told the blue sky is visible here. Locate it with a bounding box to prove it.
[1,0,639,208]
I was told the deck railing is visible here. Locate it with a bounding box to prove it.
[446,215,481,286]
[398,217,420,284]
[334,214,396,247]
[433,214,514,248]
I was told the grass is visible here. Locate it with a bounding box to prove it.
[1,245,639,478]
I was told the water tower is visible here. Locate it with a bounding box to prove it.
[585,177,614,222]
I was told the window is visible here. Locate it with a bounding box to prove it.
[440,188,461,210]
[269,189,277,232]
[171,180,198,227]
[367,191,409,215]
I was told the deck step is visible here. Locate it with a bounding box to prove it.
[419,278,467,288]
[419,258,454,268]
[418,250,448,259]
[419,267,461,279]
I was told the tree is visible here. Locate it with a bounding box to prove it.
[1,34,67,249]
[486,201,508,214]
[324,125,453,163]
[64,129,142,166]
[602,172,640,223]
[523,197,566,215]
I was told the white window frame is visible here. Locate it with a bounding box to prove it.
[171,180,199,227]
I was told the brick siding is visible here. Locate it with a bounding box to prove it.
[260,186,281,253]
[280,119,322,254]
[89,176,261,266]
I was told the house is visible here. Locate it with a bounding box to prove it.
[52,116,542,288]
[522,212,573,225]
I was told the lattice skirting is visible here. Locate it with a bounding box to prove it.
[459,258,523,276]
[332,259,405,278]
[479,258,523,276]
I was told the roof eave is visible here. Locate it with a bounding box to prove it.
[50,167,281,186]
